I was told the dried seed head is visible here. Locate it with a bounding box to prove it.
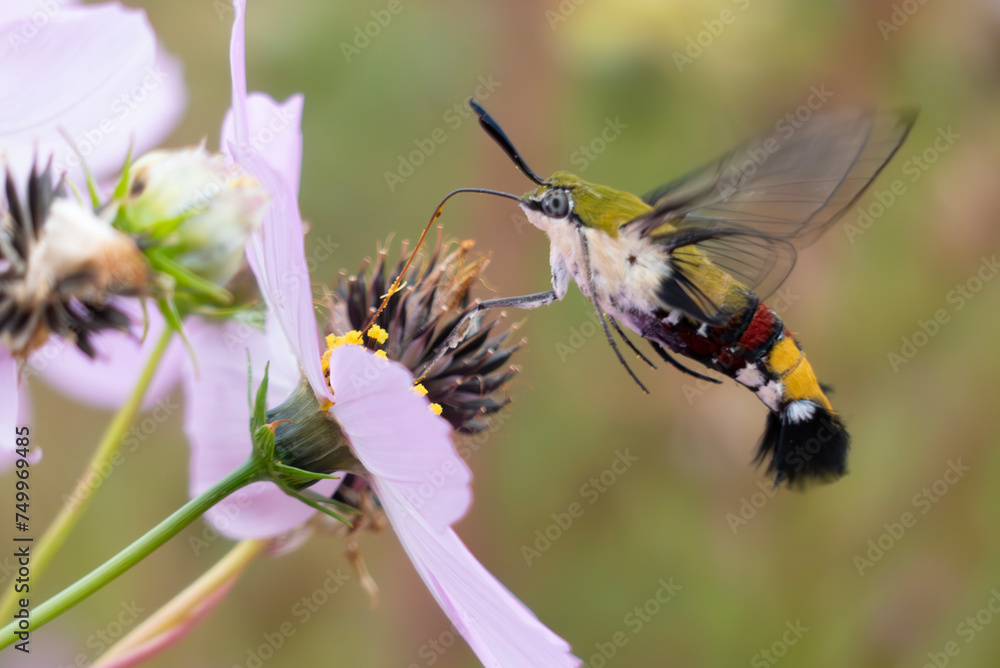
[0,160,148,359]
[324,236,524,433]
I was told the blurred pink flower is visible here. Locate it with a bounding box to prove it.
[0,1,186,467]
[0,1,186,186]
[177,3,580,665]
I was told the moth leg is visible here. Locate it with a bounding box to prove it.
[416,290,557,380]
[574,227,649,393]
[607,317,657,370]
[590,297,649,394]
[648,341,721,384]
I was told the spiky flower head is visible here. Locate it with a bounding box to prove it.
[323,237,524,433]
[0,160,148,359]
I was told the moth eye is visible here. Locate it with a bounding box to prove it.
[542,190,571,219]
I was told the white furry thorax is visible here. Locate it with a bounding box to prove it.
[521,205,671,317]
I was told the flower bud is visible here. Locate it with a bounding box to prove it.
[118,145,267,295]
[266,379,362,483]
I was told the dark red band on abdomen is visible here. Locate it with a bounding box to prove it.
[737,302,780,353]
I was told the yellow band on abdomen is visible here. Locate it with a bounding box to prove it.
[765,335,833,410]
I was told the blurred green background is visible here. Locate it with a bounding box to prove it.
[13,0,1000,666]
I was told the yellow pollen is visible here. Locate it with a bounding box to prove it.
[429,403,442,415]
[323,330,365,355]
[413,383,428,396]
[368,324,389,344]
[319,399,334,411]
[374,349,387,360]
[380,281,407,301]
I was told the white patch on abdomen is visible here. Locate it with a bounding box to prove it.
[785,399,817,424]
[756,380,784,412]
[663,310,682,326]
[735,363,765,388]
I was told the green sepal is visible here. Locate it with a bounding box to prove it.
[277,487,350,525]
[135,212,193,242]
[139,299,150,344]
[296,488,356,516]
[247,360,271,434]
[147,249,233,306]
[272,461,341,486]
[111,141,135,202]
[156,295,196,368]
[63,179,88,209]
[247,366,352,526]
[252,424,276,464]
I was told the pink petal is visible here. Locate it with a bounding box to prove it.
[221,93,304,198]
[94,576,237,668]
[30,300,184,411]
[225,0,329,403]
[0,352,36,471]
[375,481,580,668]
[182,317,337,539]
[0,3,186,186]
[0,349,19,470]
[227,0,249,146]
[329,345,471,532]
[0,0,79,26]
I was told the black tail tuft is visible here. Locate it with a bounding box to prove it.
[753,404,850,487]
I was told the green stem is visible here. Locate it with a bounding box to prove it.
[0,326,174,620]
[0,457,264,648]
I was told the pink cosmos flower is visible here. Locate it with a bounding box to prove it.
[178,3,581,665]
[0,1,186,468]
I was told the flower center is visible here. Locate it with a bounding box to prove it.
[320,327,442,415]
